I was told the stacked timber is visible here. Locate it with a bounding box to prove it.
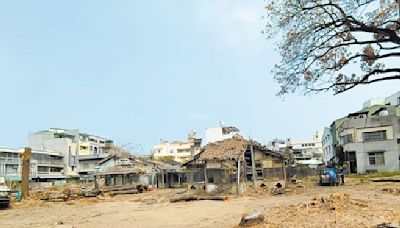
[100,184,140,196]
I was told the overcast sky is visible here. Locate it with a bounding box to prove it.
[0,1,399,154]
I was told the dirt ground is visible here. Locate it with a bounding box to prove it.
[1,179,400,228]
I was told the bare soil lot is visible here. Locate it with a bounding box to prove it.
[1,179,400,228]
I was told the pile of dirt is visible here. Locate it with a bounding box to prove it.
[300,192,368,212]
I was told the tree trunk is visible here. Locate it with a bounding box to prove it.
[21,147,32,199]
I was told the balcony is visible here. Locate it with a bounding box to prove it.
[36,160,64,166]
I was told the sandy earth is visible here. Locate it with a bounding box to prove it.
[1,180,400,228]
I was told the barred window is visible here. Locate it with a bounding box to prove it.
[369,152,385,165]
[363,130,387,142]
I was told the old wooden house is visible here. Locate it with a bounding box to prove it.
[95,158,185,190]
[185,138,285,193]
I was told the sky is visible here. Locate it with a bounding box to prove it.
[0,1,399,154]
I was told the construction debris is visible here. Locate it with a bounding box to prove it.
[110,189,139,197]
[239,211,265,227]
[300,192,368,212]
[382,188,400,195]
[169,195,228,203]
[100,184,137,193]
[376,222,398,228]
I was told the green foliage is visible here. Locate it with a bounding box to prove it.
[264,0,400,95]
[157,156,175,162]
[347,171,400,179]
[67,179,76,184]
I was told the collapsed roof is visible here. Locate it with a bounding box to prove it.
[192,138,283,161]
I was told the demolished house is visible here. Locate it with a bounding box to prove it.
[95,157,185,190]
[184,137,285,193]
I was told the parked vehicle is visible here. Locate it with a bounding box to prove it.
[0,177,11,208]
[319,168,343,186]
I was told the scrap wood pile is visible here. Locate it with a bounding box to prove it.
[100,184,149,197]
[30,184,150,202]
[30,186,101,202]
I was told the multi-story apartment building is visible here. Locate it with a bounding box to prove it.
[0,146,66,183]
[266,138,289,153]
[324,91,400,173]
[28,128,114,176]
[338,105,400,174]
[286,130,324,167]
[205,123,243,144]
[322,127,335,165]
[153,131,202,163]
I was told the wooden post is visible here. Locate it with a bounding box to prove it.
[161,171,164,189]
[204,161,208,185]
[21,147,32,199]
[250,145,256,190]
[237,159,241,194]
[283,161,288,186]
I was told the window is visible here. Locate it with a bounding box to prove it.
[5,164,18,174]
[342,134,353,144]
[369,152,385,165]
[363,130,387,142]
[38,166,48,173]
[397,96,400,105]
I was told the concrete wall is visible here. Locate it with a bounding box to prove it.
[205,127,241,144]
[345,140,399,173]
[322,127,335,163]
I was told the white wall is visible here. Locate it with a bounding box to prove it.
[205,127,241,144]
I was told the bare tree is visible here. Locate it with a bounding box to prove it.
[264,0,400,95]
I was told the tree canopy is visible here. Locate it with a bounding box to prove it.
[264,0,400,95]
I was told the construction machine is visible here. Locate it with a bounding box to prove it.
[319,167,344,186]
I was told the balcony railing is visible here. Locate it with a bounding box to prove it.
[37,160,64,166]
[0,156,64,166]
[0,156,20,162]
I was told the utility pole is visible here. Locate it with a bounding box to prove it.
[250,145,256,190]
[20,147,32,199]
